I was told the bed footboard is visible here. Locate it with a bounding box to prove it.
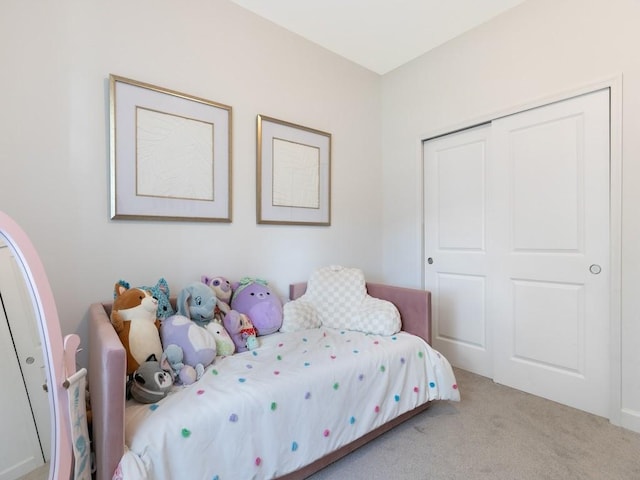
[89,302,126,480]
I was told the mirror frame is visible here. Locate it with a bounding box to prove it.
[0,211,72,480]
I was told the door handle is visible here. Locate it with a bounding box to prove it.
[589,264,602,275]
[427,257,434,265]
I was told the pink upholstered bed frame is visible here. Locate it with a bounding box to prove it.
[88,282,431,480]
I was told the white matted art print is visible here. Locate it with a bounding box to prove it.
[109,75,232,222]
[257,115,331,225]
[272,138,320,209]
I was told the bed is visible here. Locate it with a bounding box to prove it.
[89,280,459,480]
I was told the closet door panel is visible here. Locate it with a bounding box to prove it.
[491,89,610,417]
[510,116,581,251]
[424,125,493,377]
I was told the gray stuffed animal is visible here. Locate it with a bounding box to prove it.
[128,355,173,404]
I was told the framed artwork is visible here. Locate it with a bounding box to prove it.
[109,74,232,222]
[256,115,331,225]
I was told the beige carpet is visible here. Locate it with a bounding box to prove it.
[308,368,640,479]
[17,463,48,480]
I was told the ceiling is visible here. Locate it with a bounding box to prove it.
[230,0,526,75]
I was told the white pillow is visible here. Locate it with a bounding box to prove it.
[281,266,401,335]
[280,299,321,332]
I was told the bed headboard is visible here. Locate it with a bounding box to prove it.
[89,283,431,480]
[289,282,431,344]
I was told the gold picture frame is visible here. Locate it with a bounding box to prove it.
[109,74,232,222]
[257,115,331,225]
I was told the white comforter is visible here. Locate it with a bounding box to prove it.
[115,327,460,480]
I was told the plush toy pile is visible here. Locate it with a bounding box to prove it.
[110,275,284,403]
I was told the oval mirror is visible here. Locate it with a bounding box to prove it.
[0,211,72,480]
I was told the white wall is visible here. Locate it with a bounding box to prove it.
[0,0,383,366]
[380,0,640,431]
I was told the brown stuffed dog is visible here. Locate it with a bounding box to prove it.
[111,283,163,376]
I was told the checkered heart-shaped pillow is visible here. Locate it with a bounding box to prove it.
[281,266,401,335]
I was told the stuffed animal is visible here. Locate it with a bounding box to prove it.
[160,344,200,385]
[201,275,232,321]
[231,278,283,336]
[111,283,163,376]
[205,320,235,356]
[223,311,259,352]
[160,315,217,373]
[128,354,172,403]
[116,278,175,320]
[144,278,174,320]
[179,282,235,356]
[177,282,218,327]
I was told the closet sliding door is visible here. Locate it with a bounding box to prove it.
[491,89,610,417]
[424,89,611,416]
[423,124,494,378]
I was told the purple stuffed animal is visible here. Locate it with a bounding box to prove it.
[160,315,216,374]
[222,311,258,352]
[230,278,283,336]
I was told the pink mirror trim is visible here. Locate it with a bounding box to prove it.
[0,211,72,480]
